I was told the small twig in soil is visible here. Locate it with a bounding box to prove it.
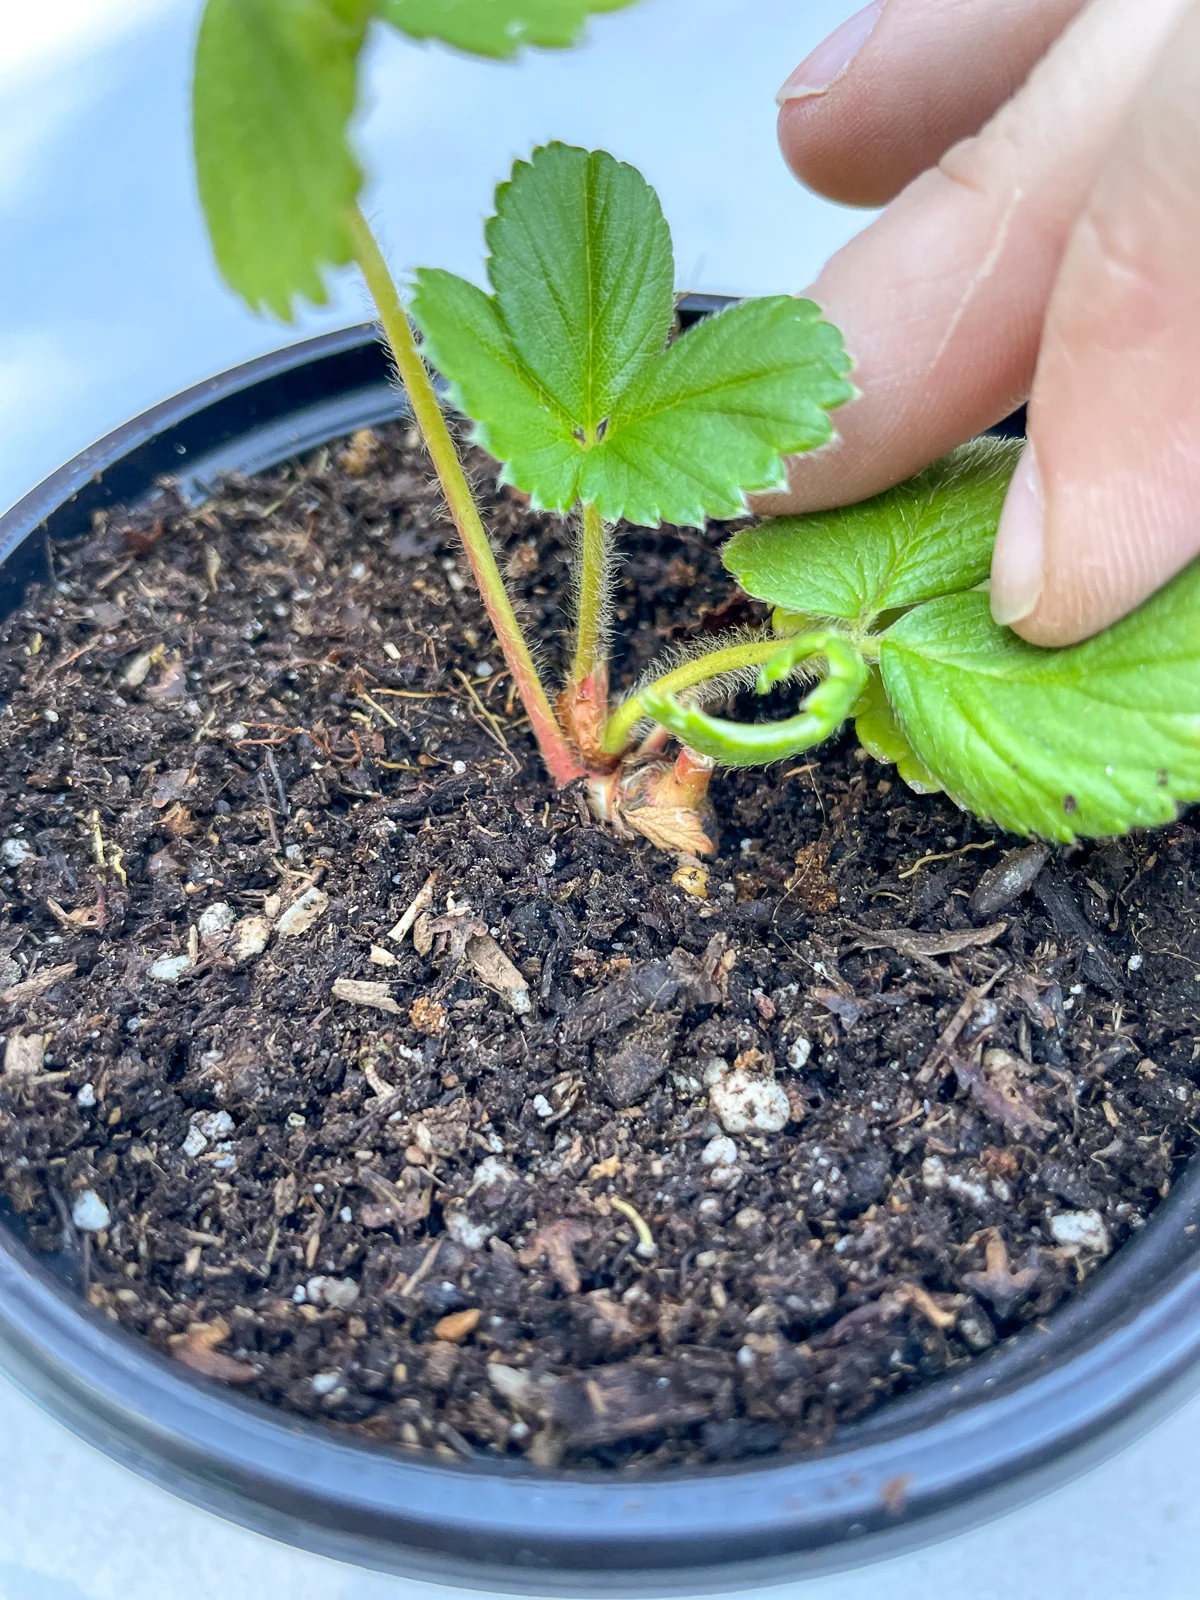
[849,920,1007,958]
[454,668,514,763]
[362,1062,397,1098]
[264,747,289,817]
[388,872,438,944]
[256,771,282,851]
[94,559,133,591]
[916,966,1009,1083]
[390,1238,442,1300]
[897,840,996,880]
[356,691,399,728]
[610,1196,658,1261]
[370,689,453,699]
[46,1186,78,1257]
[46,642,98,675]
[896,1280,960,1331]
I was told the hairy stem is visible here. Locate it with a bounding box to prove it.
[571,501,610,688]
[638,631,868,768]
[347,207,583,785]
[602,635,785,756]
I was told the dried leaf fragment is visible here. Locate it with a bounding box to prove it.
[358,1166,432,1229]
[624,802,717,859]
[1,961,76,1005]
[150,766,196,807]
[852,921,1007,958]
[465,932,531,1014]
[332,978,403,1015]
[170,1318,256,1385]
[46,898,102,930]
[952,1046,1049,1137]
[3,1032,45,1076]
[519,1219,593,1295]
[273,1173,298,1217]
[276,885,329,937]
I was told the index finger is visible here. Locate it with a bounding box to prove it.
[752,0,1191,520]
[777,0,1086,209]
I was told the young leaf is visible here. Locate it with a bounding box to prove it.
[879,570,1200,840]
[193,0,373,318]
[723,438,1021,626]
[410,144,853,526]
[379,0,634,57]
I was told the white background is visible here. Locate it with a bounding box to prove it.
[2,2,1199,1595]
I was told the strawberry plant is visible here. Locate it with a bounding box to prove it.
[192,0,854,853]
[408,143,853,850]
[193,0,1200,857]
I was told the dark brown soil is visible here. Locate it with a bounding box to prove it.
[2,419,1200,1472]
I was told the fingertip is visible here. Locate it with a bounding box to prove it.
[775,0,886,105]
[1003,608,1091,649]
[776,99,905,208]
[774,0,1089,207]
[990,442,1044,628]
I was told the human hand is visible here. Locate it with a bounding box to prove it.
[758,0,1200,646]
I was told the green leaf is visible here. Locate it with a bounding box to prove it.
[879,569,1200,840]
[193,0,373,319]
[724,437,1021,625]
[379,0,634,57]
[852,669,942,794]
[585,297,854,525]
[410,143,853,526]
[485,141,676,439]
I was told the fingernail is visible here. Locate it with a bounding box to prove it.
[991,443,1045,627]
[776,0,886,104]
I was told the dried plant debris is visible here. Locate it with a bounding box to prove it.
[1,420,1198,1472]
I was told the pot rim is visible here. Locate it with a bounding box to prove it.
[1,313,1198,1594]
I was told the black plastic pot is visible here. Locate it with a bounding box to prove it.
[1,311,1198,1595]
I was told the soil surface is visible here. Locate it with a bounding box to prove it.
[2,419,1200,1472]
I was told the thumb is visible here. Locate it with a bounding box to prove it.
[991,0,1200,646]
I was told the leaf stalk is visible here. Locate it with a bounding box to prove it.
[601,634,789,756]
[571,500,610,688]
[638,630,868,767]
[347,206,583,786]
